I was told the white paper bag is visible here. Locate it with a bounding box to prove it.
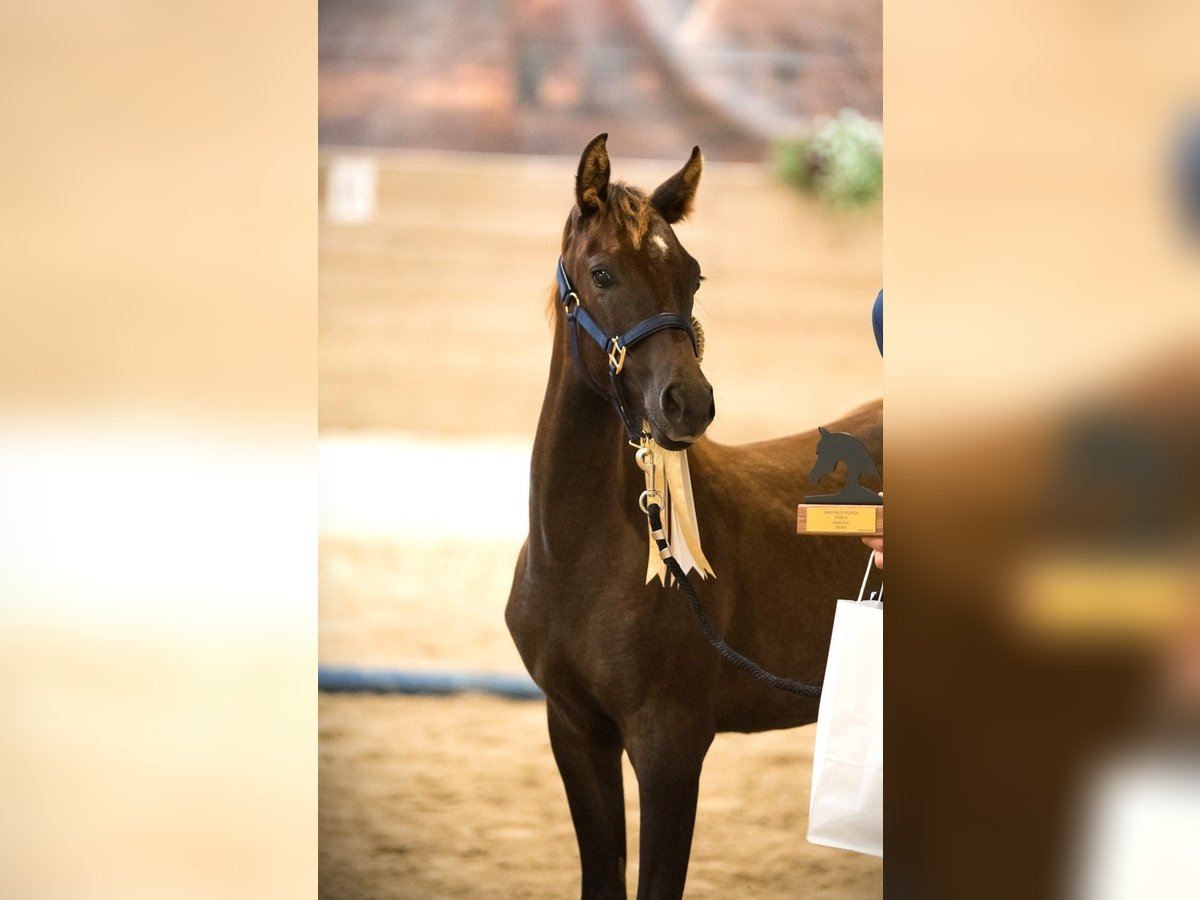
[807,556,883,857]
[1070,753,1200,900]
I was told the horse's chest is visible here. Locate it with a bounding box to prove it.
[512,569,645,649]
[508,565,686,704]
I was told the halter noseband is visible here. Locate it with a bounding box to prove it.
[555,257,699,443]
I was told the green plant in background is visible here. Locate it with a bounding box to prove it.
[773,109,883,209]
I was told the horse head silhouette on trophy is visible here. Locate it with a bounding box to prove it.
[805,427,883,505]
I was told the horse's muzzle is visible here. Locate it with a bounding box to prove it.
[655,379,715,447]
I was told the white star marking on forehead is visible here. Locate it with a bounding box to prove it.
[650,234,669,255]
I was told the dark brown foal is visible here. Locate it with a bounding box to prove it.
[506,134,882,899]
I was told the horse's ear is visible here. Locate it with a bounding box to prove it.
[819,426,830,437]
[650,145,703,223]
[576,133,610,215]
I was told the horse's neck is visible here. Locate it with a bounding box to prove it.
[527,330,642,563]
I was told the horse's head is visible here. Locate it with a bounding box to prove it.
[559,134,715,450]
[808,426,837,484]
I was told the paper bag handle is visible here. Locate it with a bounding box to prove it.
[856,551,883,604]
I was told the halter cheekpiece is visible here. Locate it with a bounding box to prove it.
[555,256,699,443]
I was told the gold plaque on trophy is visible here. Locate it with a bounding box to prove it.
[797,504,883,535]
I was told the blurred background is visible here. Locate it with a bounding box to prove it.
[6,2,1195,898]
[319,0,880,158]
[318,1,882,897]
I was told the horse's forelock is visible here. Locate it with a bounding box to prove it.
[607,182,653,249]
[568,182,654,251]
[552,183,664,322]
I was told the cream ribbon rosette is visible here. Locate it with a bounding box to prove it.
[638,433,715,586]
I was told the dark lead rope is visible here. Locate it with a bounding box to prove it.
[646,502,824,698]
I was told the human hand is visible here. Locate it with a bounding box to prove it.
[862,536,883,570]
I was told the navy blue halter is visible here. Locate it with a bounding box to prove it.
[555,257,699,442]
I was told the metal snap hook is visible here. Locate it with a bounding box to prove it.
[638,489,662,514]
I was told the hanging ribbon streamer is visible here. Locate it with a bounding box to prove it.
[638,319,712,586]
[641,434,716,586]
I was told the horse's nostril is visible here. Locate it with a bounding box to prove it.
[661,384,685,423]
[660,382,714,436]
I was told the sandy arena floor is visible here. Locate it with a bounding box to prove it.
[319,150,882,898]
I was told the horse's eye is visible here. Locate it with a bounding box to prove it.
[592,270,612,288]
[696,275,705,292]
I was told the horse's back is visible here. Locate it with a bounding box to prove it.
[692,397,882,506]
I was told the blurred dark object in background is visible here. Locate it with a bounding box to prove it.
[318,0,881,160]
[1176,109,1200,241]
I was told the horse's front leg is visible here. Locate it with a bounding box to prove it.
[625,706,714,900]
[548,698,629,900]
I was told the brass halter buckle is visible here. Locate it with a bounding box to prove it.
[608,337,627,374]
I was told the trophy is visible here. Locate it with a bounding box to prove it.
[797,427,883,536]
